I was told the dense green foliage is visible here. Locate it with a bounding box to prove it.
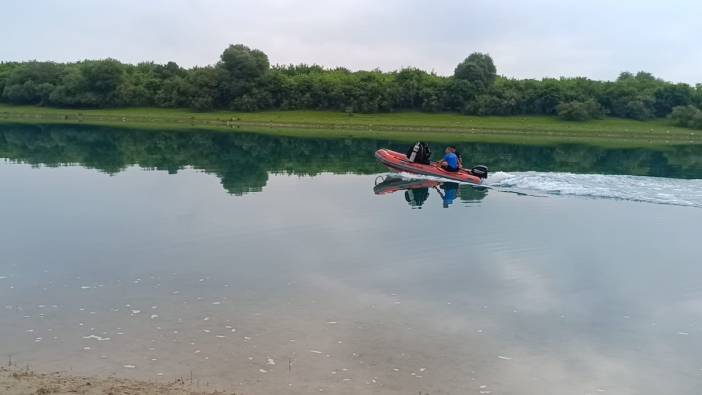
[557,99,605,121]
[1,124,701,197]
[671,105,702,129]
[1,44,701,127]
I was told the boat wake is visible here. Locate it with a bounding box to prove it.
[486,171,702,208]
[393,171,484,186]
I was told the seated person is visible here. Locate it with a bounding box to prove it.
[438,147,459,172]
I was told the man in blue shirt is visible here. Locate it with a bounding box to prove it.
[439,147,459,172]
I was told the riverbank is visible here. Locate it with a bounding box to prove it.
[1,104,699,147]
[0,367,230,395]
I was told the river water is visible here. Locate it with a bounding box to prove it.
[1,124,702,394]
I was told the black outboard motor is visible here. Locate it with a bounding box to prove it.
[406,142,431,165]
[471,165,489,179]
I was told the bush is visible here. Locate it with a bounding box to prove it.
[557,99,605,121]
[624,99,654,120]
[3,81,37,104]
[189,96,214,112]
[464,94,514,115]
[670,105,702,129]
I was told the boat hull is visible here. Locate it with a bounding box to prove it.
[374,149,483,184]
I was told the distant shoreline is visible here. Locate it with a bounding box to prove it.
[1,104,699,147]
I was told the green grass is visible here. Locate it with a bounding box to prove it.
[1,104,700,147]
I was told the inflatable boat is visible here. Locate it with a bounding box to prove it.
[375,149,488,184]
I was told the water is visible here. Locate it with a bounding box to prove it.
[1,124,702,394]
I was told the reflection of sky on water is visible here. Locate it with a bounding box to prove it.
[1,163,701,394]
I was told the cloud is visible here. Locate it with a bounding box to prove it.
[1,0,700,83]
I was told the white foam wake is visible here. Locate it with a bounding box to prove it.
[393,171,483,186]
[486,171,702,208]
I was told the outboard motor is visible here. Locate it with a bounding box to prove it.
[471,165,489,179]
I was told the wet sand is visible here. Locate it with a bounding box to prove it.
[0,367,229,395]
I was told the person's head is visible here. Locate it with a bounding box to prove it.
[449,145,457,153]
[445,146,452,154]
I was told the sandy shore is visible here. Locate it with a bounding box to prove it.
[0,367,231,395]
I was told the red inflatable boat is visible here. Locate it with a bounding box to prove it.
[375,149,488,184]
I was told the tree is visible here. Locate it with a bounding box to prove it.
[1,61,64,104]
[117,63,162,106]
[394,68,442,110]
[3,81,38,103]
[216,44,270,105]
[601,72,659,120]
[48,66,84,106]
[0,63,16,95]
[79,59,125,105]
[653,84,693,117]
[624,99,654,120]
[441,78,474,111]
[453,53,497,91]
[154,75,192,108]
[186,67,219,111]
[218,44,269,80]
[47,60,125,107]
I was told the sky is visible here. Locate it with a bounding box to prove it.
[1,0,701,83]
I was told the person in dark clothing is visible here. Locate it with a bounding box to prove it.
[406,142,432,164]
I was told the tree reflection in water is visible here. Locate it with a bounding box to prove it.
[1,122,700,196]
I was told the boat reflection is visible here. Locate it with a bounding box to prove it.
[373,174,488,208]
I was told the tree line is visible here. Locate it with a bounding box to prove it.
[1,44,701,128]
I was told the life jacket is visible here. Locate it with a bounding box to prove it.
[406,142,431,165]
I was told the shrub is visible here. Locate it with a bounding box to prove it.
[464,94,514,116]
[557,99,605,121]
[624,99,654,120]
[189,96,214,112]
[670,105,702,129]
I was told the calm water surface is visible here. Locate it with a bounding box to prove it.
[1,124,702,394]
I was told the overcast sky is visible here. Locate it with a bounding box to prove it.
[2,0,700,83]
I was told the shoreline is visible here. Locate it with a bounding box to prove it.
[0,366,231,395]
[1,105,700,147]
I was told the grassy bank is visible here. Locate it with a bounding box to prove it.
[1,104,699,147]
